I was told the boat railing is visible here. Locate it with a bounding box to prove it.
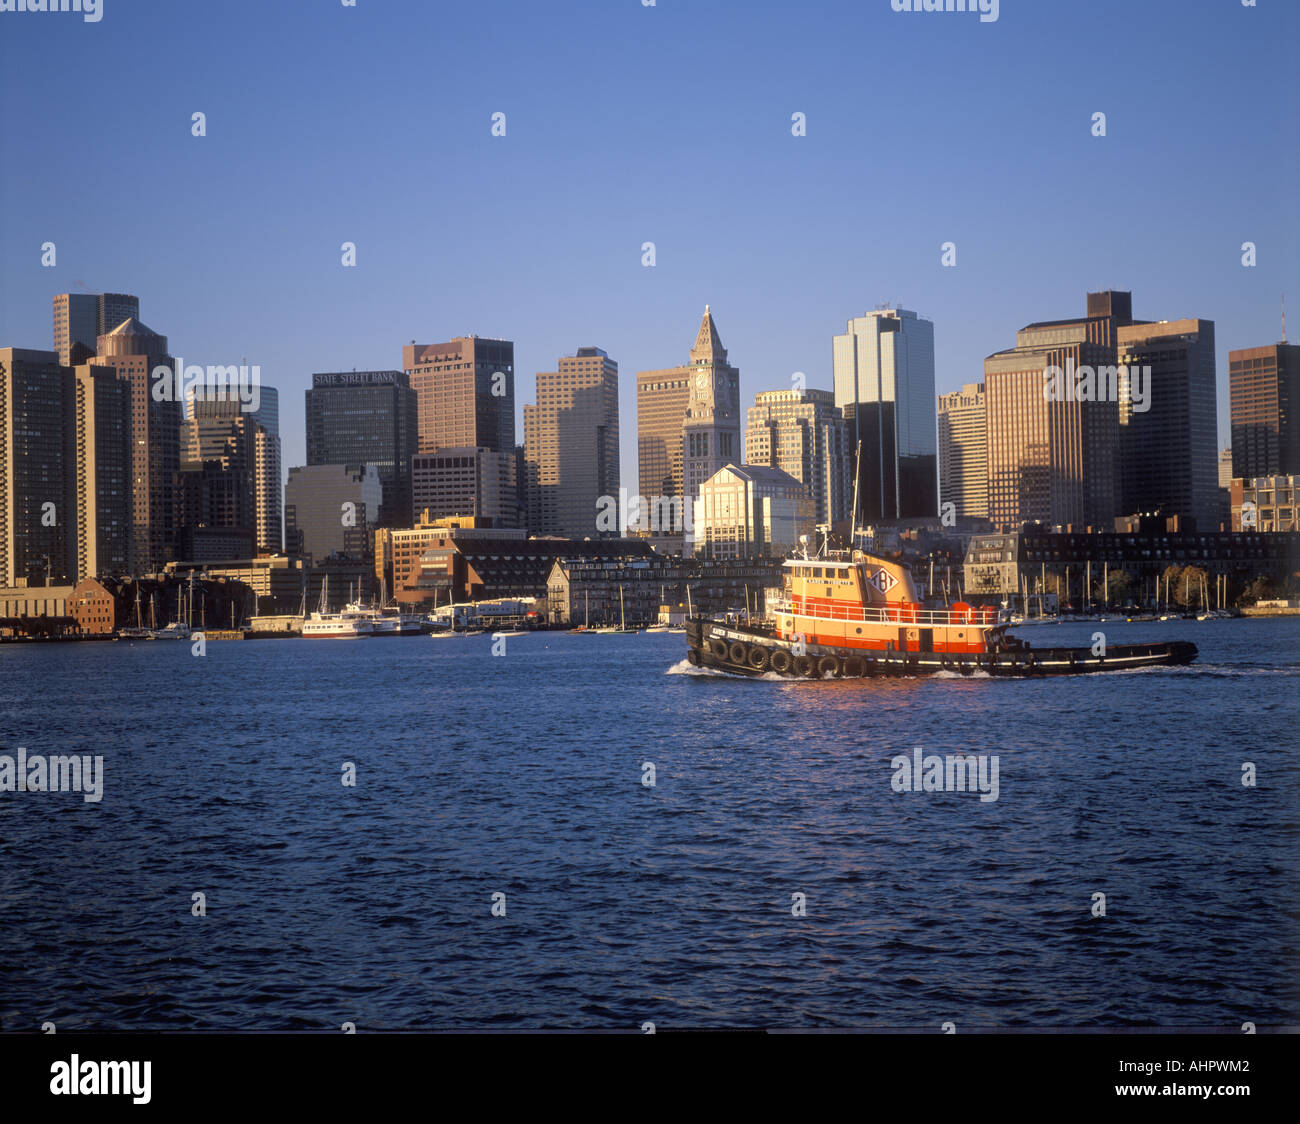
[771,599,997,627]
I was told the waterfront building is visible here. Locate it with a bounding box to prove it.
[833,306,937,521]
[1229,343,1300,479]
[523,347,620,538]
[0,348,78,587]
[411,447,520,528]
[377,510,656,607]
[285,463,383,563]
[963,524,1299,606]
[545,555,786,627]
[1116,319,1218,529]
[691,464,812,560]
[402,336,515,456]
[53,292,138,366]
[937,382,988,521]
[305,371,416,527]
[744,388,852,527]
[0,582,78,636]
[1230,475,1298,532]
[983,292,1131,531]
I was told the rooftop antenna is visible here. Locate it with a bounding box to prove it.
[1283,294,1287,343]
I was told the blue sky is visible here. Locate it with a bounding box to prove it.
[2,0,1296,489]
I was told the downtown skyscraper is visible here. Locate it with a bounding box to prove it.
[1230,342,1300,479]
[937,382,988,521]
[744,387,852,527]
[833,306,937,523]
[523,347,620,538]
[635,307,740,536]
[983,291,1129,531]
[1116,318,1218,529]
[305,371,417,527]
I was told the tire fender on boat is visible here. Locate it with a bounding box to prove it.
[770,649,793,675]
[842,656,866,678]
[816,656,839,678]
[709,637,729,661]
[794,654,816,677]
[747,646,769,671]
[728,641,748,666]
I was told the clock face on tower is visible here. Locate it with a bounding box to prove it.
[695,368,710,396]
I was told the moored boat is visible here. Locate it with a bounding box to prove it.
[684,544,1197,679]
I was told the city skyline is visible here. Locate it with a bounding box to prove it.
[1,0,1295,494]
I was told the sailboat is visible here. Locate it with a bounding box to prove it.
[152,575,194,639]
[120,586,152,640]
[593,586,638,634]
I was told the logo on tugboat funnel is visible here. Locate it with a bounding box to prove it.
[867,569,897,594]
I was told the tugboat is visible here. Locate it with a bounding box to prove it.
[684,540,1196,679]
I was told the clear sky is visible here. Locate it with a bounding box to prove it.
[2,0,1296,491]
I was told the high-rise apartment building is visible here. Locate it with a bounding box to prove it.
[833,306,937,521]
[73,361,132,579]
[92,318,181,572]
[983,292,1131,531]
[53,292,139,366]
[402,336,515,456]
[305,371,417,527]
[744,388,852,527]
[936,382,988,521]
[523,347,619,537]
[1116,319,1218,528]
[1229,343,1300,479]
[0,348,78,586]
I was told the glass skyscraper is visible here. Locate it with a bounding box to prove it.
[832,307,937,523]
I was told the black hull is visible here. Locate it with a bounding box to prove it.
[684,620,1197,679]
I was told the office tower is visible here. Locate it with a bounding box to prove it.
[1229,343,1300,478]
[1116,319,1217,528]
[0,348,77,586]
[181,396,282,555]
[681,307,742,502]
[1218,448,1233,489]
[285,464,383,563]
[983,292,1131,530]
[402,336,515,455]
[937,382,988,521]
[53,292,139,366]
[635,368,691,503]
[73,362,132,578]
[410,448,519,526]
[91,318,181,572]
[691,464,811,559]
[832,306,937,521]
[744,388,852,526]
[636,308,741,514]
[523,347,619,537]
[305,371,417,527]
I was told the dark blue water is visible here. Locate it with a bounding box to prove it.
[1,619,1296,1031]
